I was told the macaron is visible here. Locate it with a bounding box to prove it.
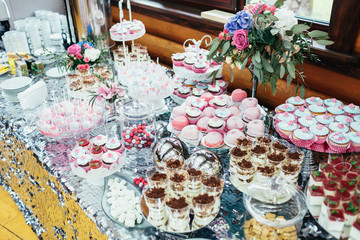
[231,89,247,103]
[203,132,224,148]
[172,115,189,131]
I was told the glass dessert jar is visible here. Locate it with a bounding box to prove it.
[119,100,156,163]
[243,177,307,240]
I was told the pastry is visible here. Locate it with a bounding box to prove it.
[308,103,327,115]
[196,117,210,132]
[225,129,245,146]
[316,114,334,125]
[298,115,317,128]
[243,107,261,123]
[207,117,225,132]
[324,98,343,107]
[306,97,323,106]
[203,132,224,148]
[226,116,245,131]
[246,120,265,138]
[228,106,242,116]
[214,107,231,120]
[171,115,189,131]
[202,106,215,117]
[191,98,208,110]
[286,96,305,108]
[350,122,360,132]
[275,112,296,123]
[277,120,297,136]
[327,105,345,116]
[101,151,119,167]
[185,107,202,124]
[294,106,311,118]
[335,115,354,125]
[180,125,200,141]
[276,103,295,113]
[231,89,247,104]
[250,145,267,167]
[208,84,221,95]
[192,87,206,97]
[329,122,349,133]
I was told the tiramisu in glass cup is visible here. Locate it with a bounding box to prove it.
[201,174,224,213]
[164,158,184,175]
[267,152,286,169]
[236,138,253,151]
[256,165,276,182]
[250,145,267,167]
[146,167,168,189]
[285,148,305,166]
[192,193,216,229]
[272,141,288,154]
[257,136,273,151]
[279,162,301,184]
[234,159,255,184]
[144,187,168,227]
[165,197,190,232]
[230,146,249,163]
[186,168,203,202]
[168,170,189,198]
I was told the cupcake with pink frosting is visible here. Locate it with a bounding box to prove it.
[327,105,345,116]
[294,106,311,118]
[185,107,203,124]
[315,114,334,126]
[192,61,209,73]
[335,115,354,125]
[344,104,360,116]
[207,117,226,133]
[202,131,224,148]
[277,120,298,138]
[209,96,229,108]
[329,122,349,133]
[327,132,350,152]
[275,112,296,123]
[242,98,258,109]
[213,107,232,120]
[200,92,215,103]
[348,132,360,150]
[291,128,316,148]
[171,115,189,131]
[276,103,295,114]
[101,151,119,169]
[324,98,343,108]
[309,124,329,144]
[191,98,208,110]
[215,80,228,90]
[308,102,327,116]
[183,57,197,70]
[298,115,317,128]
[306,97,324,106]
[172,53,185,66]
[192,88,206,97]
[171,105,187,119]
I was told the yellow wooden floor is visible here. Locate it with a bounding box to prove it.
[0,186,38,240]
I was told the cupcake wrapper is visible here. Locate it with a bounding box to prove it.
[192,64,209,73]
[289,132,317,148]
[217,82,229,91]
[348,144,360,153]
[311,143,326,152]
[183,62,194,70]
[172,60,184,67]
[315,136,327,144]
[325,138,350,153]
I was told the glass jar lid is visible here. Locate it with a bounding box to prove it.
[243,177,307,228]
[119,100,154,119]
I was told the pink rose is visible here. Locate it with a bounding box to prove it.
[76,53,83,59]
[67,44,81,56]
[83,43,89,48]
[84,57,89,63]
[78,64,84,70]
[84,64,89,69]
[232,29,249,50]
[223,29,228,34]
[219,32,224,40]
[226,35,231,41]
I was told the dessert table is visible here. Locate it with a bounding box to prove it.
[0,70,334,240]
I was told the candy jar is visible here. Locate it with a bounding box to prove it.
[119,100,156,166]
[243,177,307,240]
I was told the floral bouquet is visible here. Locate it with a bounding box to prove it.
[89,81,126,106]
[57,41,106,71]
[207,0,333,97]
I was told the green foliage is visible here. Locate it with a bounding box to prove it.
[274,0,286,8]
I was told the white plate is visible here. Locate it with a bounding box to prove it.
[0,64,11,76]
[46,67,69,78]
[0,77,32,91]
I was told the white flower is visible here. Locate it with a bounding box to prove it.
[225,56,233,65]
[274,8,298,41]
[84,48,101,62]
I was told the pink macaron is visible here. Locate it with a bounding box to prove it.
[229,106,242,116]
[242,97,258,109]
[225,129,245,146]
[203,131,224,148]
[231,89,247,104]
[246,120,265,138]
[180,125,200,141]
[226,116,245,131]
[243,107,261,123]
[172,105,187,118]
[200,92,215,103]
[171,115,189,131]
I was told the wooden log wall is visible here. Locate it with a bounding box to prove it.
[112,6,360,109]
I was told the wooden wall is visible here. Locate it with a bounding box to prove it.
[112,6,360,109]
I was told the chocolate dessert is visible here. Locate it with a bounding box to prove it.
[193,193,214,204]
[251,145,266,154]
[187,168,202,176]
[202,176,222,187]
[257,166,275,175]
[145,187,166,198]
[151,172,167,181]
[281,163,300,174]
[273,142,287,151]
[230,147,248,157]
[165,159,182,169]
[258,137,272,144]
[236,138,252,147]
[166,197,188,209]
[170,173,186,182]
[237,159,253,169]
[286,151,303,160]
[268,153,285,165]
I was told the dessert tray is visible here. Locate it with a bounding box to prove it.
[69,135,126,185]
[167,92,268,151]
[274,96,360,153]
[36,99,103,140]
[305,155,360,240]
[102,171,151,228]
[171,36,223,83]
[229,136,304,200]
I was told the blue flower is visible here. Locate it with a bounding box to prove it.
[77,41,94,48]
[224,10,253,36]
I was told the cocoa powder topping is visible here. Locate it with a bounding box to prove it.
[230,147,248,157]
[170,173,186,182]
[145,187,166,198]
[286,152,302,160]
[268,153,285,162]
[257,166,275,175]
[258,137,271,144]
[151,172,167,181]
[203,176,221,187]
[282,164,299,173]
[193,193,214,204]
[251,145,266,154]
[166,197,188,209]
[187,168,202,176]
[273,142,287,150]
[166,159,182,169]
[238,159,253,169]
[236,138,252,146]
